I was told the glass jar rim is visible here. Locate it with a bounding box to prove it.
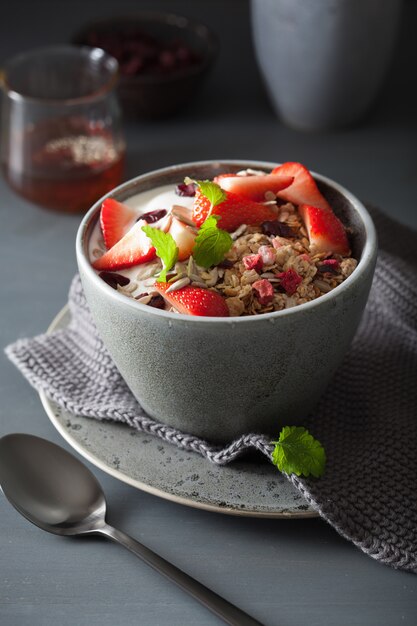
[1,45,119,105]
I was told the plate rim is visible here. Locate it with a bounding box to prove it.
[40,305,318,519]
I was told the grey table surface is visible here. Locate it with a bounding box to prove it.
[1,1,417,625]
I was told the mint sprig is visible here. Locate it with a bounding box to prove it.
[272,426,326,478]
[192,215,233,268]
[141,225,178,282]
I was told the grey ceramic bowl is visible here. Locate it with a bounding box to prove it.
[76,160,377,442]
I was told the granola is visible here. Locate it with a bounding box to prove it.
[91,162,358,317]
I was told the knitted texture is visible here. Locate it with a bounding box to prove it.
[6,208,417,573]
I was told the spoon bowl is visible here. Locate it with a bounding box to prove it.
[0,433,106,534]
[0,433,263,626]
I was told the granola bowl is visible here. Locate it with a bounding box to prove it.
[76,160,377,442]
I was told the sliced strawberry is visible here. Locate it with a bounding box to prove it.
[299,204,350,255]
[100,198,137,249]
[155,283,229,317]
[192,190,278,231]
[93,219,156,270]
[272,162,332,211]
[168,216,196,261]
[214,173,293,202]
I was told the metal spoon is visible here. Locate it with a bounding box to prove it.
[0,433,263,626]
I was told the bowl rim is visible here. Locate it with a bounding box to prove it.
[76,159,377,324]
[71,11,219,83]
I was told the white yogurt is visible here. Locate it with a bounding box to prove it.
[89,184,195,297]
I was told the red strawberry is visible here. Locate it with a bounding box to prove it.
[192,189,278,231]
[272,162,332,211]
[93,219,156,270]
[155,283,229,317]
[214,173,294,202]
[299,204,350,255]
[100,198,137,249]
[168,216,196,261]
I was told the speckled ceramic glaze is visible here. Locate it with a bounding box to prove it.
[40,306,316,518]
[76,160,377,442]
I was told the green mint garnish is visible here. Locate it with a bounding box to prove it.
[141,225,178,282]
[271,426,326,478]
[185,177,226,213]
[192,215,233,268]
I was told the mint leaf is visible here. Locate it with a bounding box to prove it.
[271,426,326,478]
[184,178,226,209]
[192,215,233,268]
[141,225,178,282]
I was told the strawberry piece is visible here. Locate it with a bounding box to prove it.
[317,259,340,274]
[155,283,229,317]
[214,173,294,202]
[271,162,332,211]
[100,198,137,249]
[258,245,276,265]
[168,216,196,261]
[276,269,303,295]
[93,219,156,271]
[192,189,278,231]
[299,204,350,255]
[243,254,263,272]
[252,279,274,305]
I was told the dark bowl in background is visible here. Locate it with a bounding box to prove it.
[72,12,218,119]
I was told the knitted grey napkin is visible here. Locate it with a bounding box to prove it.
[5,208,417,574]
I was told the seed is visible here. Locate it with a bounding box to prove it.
[122,281,138,293]
[189,272,203,282]
[135,294,152,304]
[166,277,191,292]
[264,190,276,201]
[135,262,161,281]
[204,267,219,287]
[231,224,247,240]
[313,279,332,293]
[172,205,197,227]
[168,272,186,283]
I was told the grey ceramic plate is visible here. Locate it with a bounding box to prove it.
[40,306,317,519]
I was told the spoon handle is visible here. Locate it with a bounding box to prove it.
[97,523,264,626]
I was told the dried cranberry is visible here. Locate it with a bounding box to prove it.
[217,259,234,269]
[138,209,167,224]
[148,294,165,309]
[252,279,274,305]
[276,269,302,295]
[317,259,340,274]
[121,56,144,76]
[175,182,197,197]
[261,220,296,238]
[99,272,130,289]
